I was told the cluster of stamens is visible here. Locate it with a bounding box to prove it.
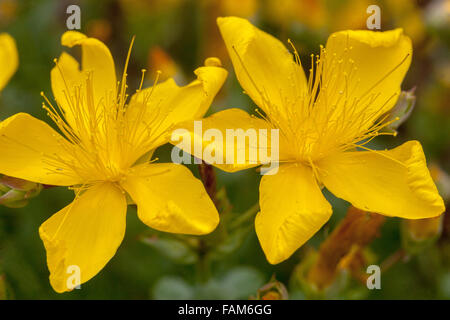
[38,39,174,186]
[236,40,408,170]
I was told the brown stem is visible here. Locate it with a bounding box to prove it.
[307,206,386,290]
[198,160,218,209]
[380,249,408,273]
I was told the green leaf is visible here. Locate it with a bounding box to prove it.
[218,267,265,299]
[209,226,252,260]
[195,266,265,299]
[141,235,197,265]
[152,276,195,300]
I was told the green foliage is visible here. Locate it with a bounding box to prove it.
[152,267,265,300]
[0,0,448,299]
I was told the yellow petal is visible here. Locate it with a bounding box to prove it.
[121,163,219,235]
[0,113,80,186]
[50,52,84,128]
[217,16,307,117]
[317,141,445,219]
[61,31,116,99]
[321,29,412,129]
[126,58,227,151]
[170,108,292,172]
[256,164,332,264]
[0,33,18,91]
[51,32,116,129]
[39,183,127,293]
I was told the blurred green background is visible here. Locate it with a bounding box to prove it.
[0,0,449,299]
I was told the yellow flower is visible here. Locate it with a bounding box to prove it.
[173,17,445,264]
[0,32,18,91]
[0,31,227,292]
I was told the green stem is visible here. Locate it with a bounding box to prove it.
[196,240,210,283]
[230,202,260,229]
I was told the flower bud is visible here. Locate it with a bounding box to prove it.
[385,88,416,133]
[0,175,42,208]
[429,163,450,202]
[253,276,288,300]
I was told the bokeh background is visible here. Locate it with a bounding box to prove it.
[0,0,449,299]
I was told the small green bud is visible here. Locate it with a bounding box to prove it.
[385,88,416,133]
[0,175,43,208]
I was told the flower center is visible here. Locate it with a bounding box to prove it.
[40,39,168,185]
[252,43,405,165]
